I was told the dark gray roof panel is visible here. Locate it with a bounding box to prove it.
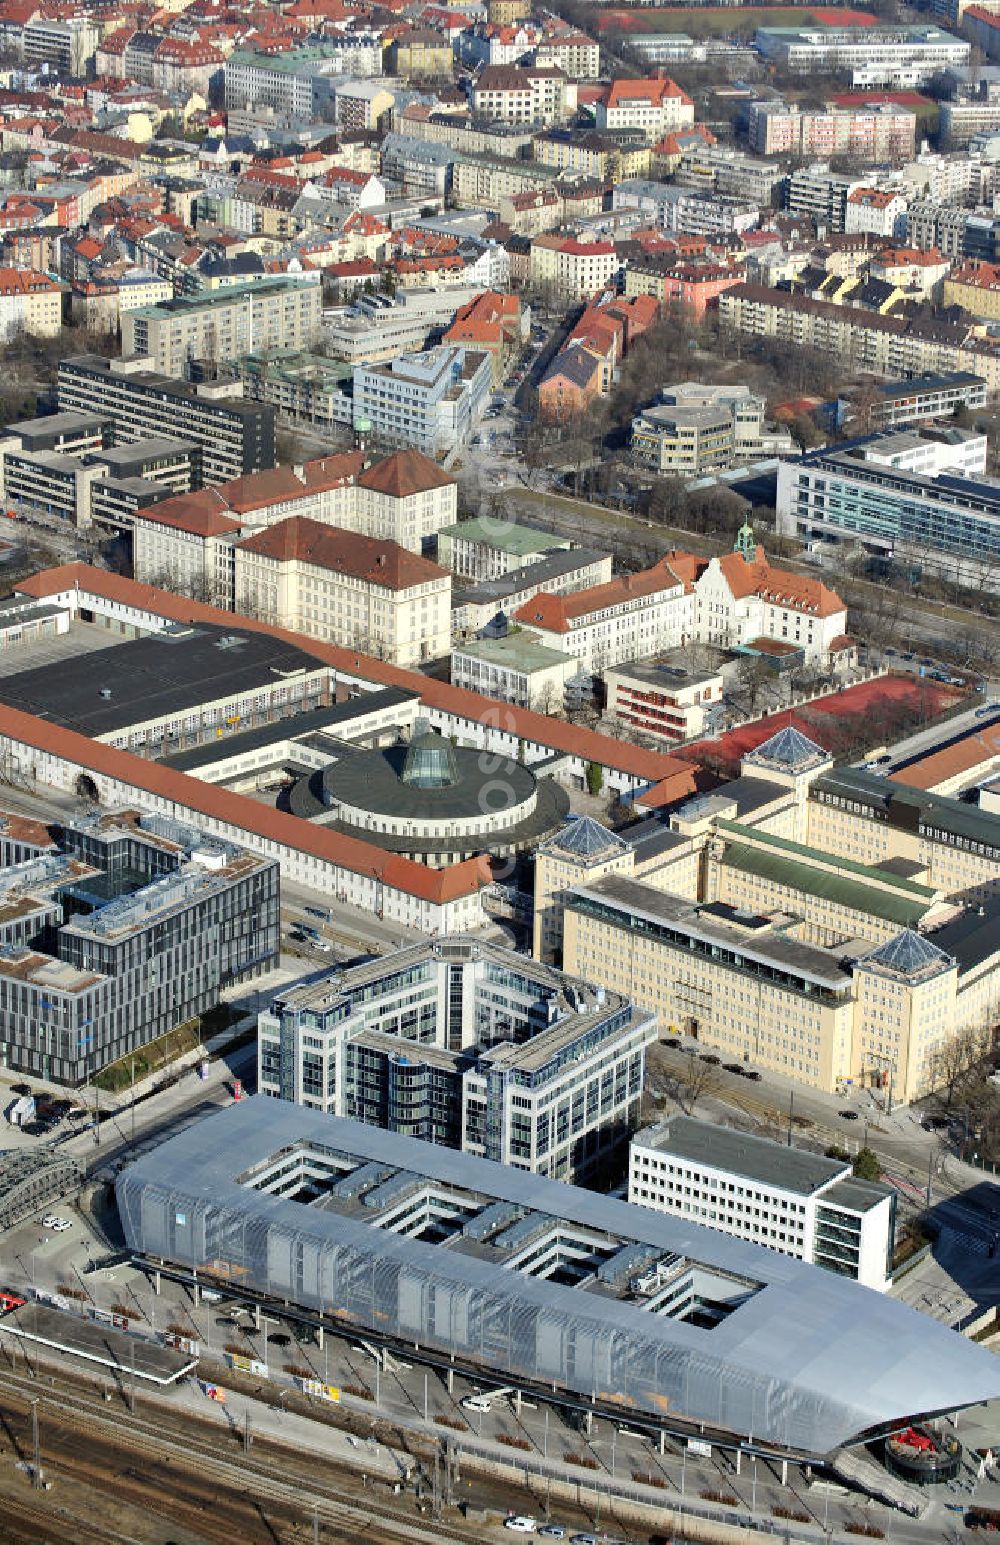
[0,624,323,738]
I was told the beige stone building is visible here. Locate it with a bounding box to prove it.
[544,724,1000,1106]
[133,447,459,598]
[122,277,323,378]
[235,517,451,666]
[0,267,63,341]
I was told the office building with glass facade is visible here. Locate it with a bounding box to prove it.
[776,430,1000,589]
[257,935,656,1182]
[0,810,279,1083]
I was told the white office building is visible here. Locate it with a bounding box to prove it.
[629,1115,897,1291]
[352,346,491,454]
[258,936,657,1183]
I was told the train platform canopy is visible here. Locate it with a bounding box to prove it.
[0,1300,196,1385]
[116,1099,1000,1459]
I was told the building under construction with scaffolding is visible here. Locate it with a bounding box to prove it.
[0,808,278,1083]
[118,1099,1000,1461]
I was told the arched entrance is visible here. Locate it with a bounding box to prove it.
[75,773,99,804]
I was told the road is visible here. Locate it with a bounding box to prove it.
[645,1041,991,1218]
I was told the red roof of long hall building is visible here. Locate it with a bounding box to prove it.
[0,693,492,906]
[14,564,700,895]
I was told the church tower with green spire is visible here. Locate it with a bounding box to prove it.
[734,519,757,563]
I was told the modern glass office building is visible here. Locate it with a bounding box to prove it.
[0,811,279,1083]
[258,936,656,1183]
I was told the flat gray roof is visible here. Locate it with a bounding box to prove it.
[452,548,609,608]
[569,874,852,994]
[635,1115,848,1196]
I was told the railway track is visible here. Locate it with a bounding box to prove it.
[0,1366,476,1545]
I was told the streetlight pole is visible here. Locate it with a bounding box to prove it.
[30,1397,41,1488]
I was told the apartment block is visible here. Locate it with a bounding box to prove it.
[0,268,62,342]
[472,64,576,125]
[57,354,275,488]
[234,518,451,667]
[748,102,917,161]
[717,284,1000,396]
[623,257,745,320]
[612,181,760,239]
[629,1117,896,1291]
[352,345,492,454]
[450,150,559,208]
[0,811,278,1085]
[224,43,382,118]
[528,233,618,302]
[785,167,864,234]
[257,936,657,1183]
[943,258,1000,319]
[122,278,324,378]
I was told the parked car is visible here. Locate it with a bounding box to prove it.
[504,1517,537,1534]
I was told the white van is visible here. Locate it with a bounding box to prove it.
[461,1384,515,1413]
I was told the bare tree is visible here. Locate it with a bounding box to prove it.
[675,1053,719,1115]
[927,1022,995,1110]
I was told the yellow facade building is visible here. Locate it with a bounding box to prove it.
[544,725,1000,1106]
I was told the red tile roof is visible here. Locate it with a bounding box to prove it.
[888,723,1000,792]
[514,557,688,632]
[606,76,691,109]
[135,492,243,538]
[0,695,491,905]
[663,547,844,619]
[358,448,454,498]
[237,517,447,589]
[18,564,695,791]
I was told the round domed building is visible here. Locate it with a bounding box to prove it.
[285,720,569,865]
